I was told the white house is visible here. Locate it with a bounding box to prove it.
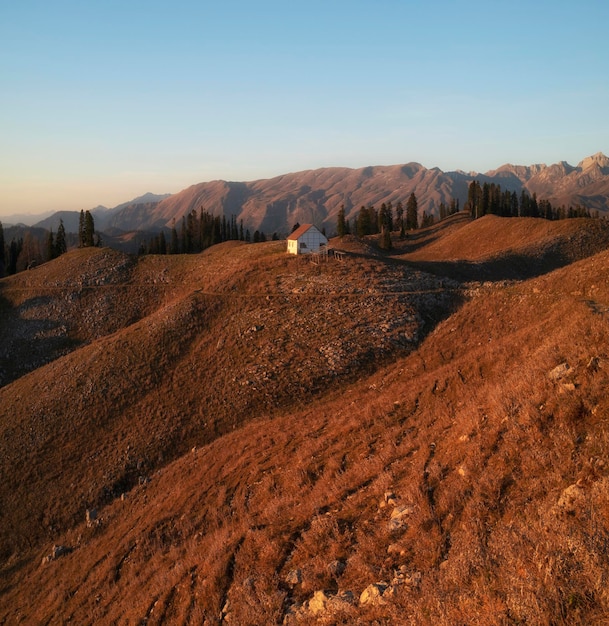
[287,224,328,255]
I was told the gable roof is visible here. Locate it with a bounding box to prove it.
[287,224,318,240]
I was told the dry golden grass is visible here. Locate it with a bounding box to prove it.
[2,214,609,624]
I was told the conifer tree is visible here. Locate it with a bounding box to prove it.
[46,229,55,261]
[78,210,85,247]
[356,206,372,237]
[467,181,482,217]
[406,193,418,230]
[336,204,347,237]
[170,220,179,254]
[395,201,404,232]
[83,211,95,247]
[56,219,67,255]
[379,226,392,250]
[8,239,21,274]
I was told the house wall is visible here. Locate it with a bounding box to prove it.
[290,228,327,255]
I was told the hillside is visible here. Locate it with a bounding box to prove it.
[1,215,609,624]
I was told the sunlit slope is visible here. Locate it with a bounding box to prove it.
[2,239,609,624]
[0,240,456,562]
[399,214,609,279]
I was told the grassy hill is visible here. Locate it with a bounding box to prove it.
[1,214,609,624]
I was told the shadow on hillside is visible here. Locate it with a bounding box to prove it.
[0,290,79,388]
[393,213,473,254]
[407,249,574,282]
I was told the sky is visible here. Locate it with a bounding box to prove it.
[1,0,608,219]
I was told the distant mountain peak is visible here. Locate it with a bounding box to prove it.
[578,152,609,171]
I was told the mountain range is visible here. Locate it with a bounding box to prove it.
[29,152,609,242]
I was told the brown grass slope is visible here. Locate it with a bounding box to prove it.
[0,239,456,562]
[397,213,609,281]
[2,215,609,624]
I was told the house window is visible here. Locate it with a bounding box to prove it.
[300,242,307,248]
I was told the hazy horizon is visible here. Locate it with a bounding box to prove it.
[1,0,608,219]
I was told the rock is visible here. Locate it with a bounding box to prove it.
[285,568,302,586]
[52,544,72,559]
[86,508,97,527]
[587,356,601,371]
[383,490,398,506]
[548,362,571,381]
[360,582,388,606]
[389,504,415,530]
[393,569,422,588]
[42,544,73,564]
[327,559,346,578]
[308,590,330,615]
[557,483,586,514]
[221,598,231,621]
[387,543,406,556]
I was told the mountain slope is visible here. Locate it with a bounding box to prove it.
[2,216,609,624]
[31,153,609,241]
[107,153,609,235]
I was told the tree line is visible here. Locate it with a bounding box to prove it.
[336,193,460,249]
[0,210,97,277]
[465,181,595,220]
[141,208,278,256]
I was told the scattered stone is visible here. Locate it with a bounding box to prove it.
[587,356,601,371]
[308,590,330,615]
[548,362,571,381]
[86,508,97,527]
[285,568,302,586]
[327,559,346,578]
[221,598,231,621]
[360,582,389,606]
[389,504,415,530]
[557,483,586,514]
[393,568,422,588]
[387,543,407,556]
[327,590,355,608]
[42,544,73,564]
[384,490,398,506]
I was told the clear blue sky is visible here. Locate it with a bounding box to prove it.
[1,0,608,217]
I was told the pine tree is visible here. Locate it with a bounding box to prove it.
[395,201,404,232]
[167,220,177,254]
[46,229,55,261]
[158,231,167,254]
[406,193,418,230]
[336,204,347,237]
[8,239,21,274]
[356,206,372,237]
[78,210,85,247]
[378,203,392,234]
[467,181,482,217]
[83,211,95,247]
[379,226,392,250]
[56,219,67,255]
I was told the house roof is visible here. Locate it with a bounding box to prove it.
[287,224,320,240]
